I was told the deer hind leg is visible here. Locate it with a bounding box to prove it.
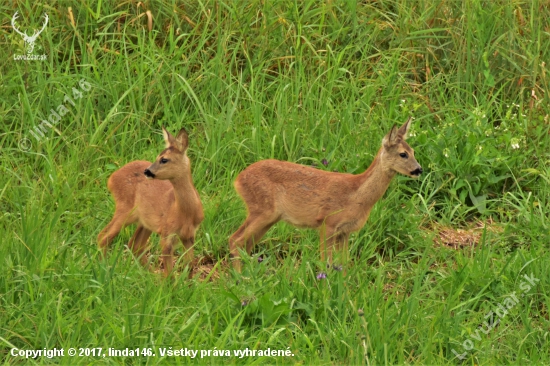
[127,225,152,267]
[97,211,134,256]
[229,212,278,272]
[229,219,249,273]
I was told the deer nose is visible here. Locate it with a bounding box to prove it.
[411,167,423,176]
[144,169,155,178]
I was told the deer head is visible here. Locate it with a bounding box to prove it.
[380,117,423,178]
[11,12,48,54]
[144,127,190,181]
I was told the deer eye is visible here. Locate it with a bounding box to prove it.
[160,158,169,164]
[399,152,408,158]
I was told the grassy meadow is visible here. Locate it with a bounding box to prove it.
[1,0,549,364]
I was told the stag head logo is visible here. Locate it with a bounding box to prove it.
[11,11,48,54]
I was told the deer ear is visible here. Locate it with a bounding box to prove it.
[383,124,399,147]
[397,117,412,140]
[175,128,189,152]
[162,127,175,148]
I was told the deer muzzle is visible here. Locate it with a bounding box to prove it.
[410,167,423,176]
[144,168,155,179]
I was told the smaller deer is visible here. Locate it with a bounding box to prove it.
[98,127,204,276]
[229,118,422,272]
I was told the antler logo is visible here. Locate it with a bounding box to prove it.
[11,11,48,54]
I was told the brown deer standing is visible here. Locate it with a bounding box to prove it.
[229,118,422,272]
[98,127,204,276]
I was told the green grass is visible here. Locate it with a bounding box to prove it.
[1,0,549,364]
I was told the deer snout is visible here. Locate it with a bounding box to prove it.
[410,167,423,176]
[144,168,156,179]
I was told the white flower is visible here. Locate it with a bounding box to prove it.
[510,137,520,149]
[443,148,450,158]
[473,107,485,119]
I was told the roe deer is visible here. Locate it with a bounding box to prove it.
[229,118,422,272]
[98,127,204,276]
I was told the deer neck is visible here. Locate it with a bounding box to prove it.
[354,147,396,208]
[169,170,199,215]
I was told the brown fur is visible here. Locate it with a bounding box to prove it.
[98,127,204,276]
[229,118,422,271]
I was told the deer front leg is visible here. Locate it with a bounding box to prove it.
[334,232,350,275]
[320,227,349,272]
[320,226,338,264]
[160,235,177,277]
[181,235,195,278]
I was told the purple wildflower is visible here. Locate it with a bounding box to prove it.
[316,272,327,280]
[257,256,264,263]
[241,300,248,306]
[321,158,328,166]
